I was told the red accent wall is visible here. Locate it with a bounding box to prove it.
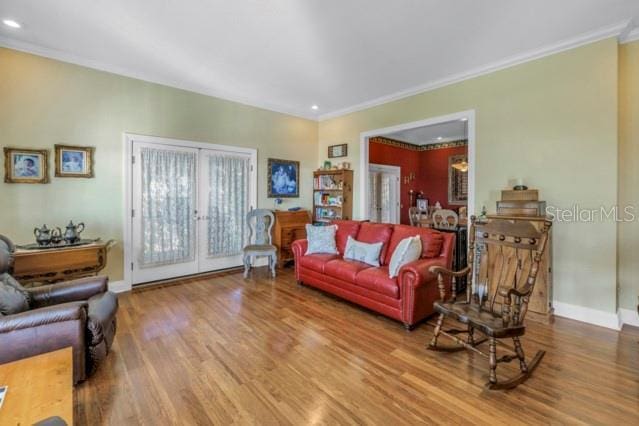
[369,142,467,224]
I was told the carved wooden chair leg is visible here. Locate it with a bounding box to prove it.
[488,337,498,386]
[513,337,528,373]
[428,314,444,349]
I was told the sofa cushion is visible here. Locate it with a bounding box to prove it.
[388,236,422,278]
[299,253,340,274]
[0,273,30,315]
[331,220,361,255]
[324,259,372,282]
[384,225,445,264]
[355,267,400,299]
[356,222,394,264]
[343,236,384,267]
[305,224,339,255]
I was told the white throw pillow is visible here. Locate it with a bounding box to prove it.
[388,236,422,278]
[305,224,339,255]
[343,236,383,267]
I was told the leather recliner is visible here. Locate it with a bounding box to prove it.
[0,235,118,383]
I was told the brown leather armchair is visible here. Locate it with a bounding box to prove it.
[0,235,118,383]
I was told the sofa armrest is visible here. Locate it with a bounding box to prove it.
[28,276,108,308]
[0,301,87,333]
[398,258,447,289]
[291,239,308,259]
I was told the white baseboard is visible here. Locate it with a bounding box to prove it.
[108,280,132,293]
[618,308,639,328]
[553,301,621,330]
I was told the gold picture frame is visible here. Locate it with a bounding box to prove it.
[54,144,95,178]
[4,147,49,184]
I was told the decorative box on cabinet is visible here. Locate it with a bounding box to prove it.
[481,215,553,324]
[273,210,311,268]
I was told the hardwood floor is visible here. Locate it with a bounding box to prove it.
[76,268,639,425]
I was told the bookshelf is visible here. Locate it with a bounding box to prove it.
[313,169,353,224]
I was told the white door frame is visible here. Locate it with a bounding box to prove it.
[123,133,257,288]
[359,109,476,221]
[369,163,401,224]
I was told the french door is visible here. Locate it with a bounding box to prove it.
[130,138,255,285]
[368,164,400,224]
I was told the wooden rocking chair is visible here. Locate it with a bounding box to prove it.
[427,215,552,390]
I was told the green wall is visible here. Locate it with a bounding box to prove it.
[0,48,318,281]
[319,39,619,313]
[618,40,639,311]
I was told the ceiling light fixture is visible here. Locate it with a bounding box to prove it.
[2,19,21,28]
[460,117,468,122]
[437,137,443,141]
[311,105,319,110]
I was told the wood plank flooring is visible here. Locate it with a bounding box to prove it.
[76,267,639,425]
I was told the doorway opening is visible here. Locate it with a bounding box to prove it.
[359,110,475,223]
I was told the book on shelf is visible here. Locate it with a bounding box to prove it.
[313,191,343,206]
[315,207,341,221]
[313,175,343,190]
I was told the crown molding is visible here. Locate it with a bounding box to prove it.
[319,20,630,121]
[620,28,639,44]
[0,36,319,121]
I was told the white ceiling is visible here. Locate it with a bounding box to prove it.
[1,1,638,120]
[383,120,467,146]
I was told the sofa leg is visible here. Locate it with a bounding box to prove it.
[404,323,416,331]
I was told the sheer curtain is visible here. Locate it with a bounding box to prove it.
[207,153,250,257]
[140,147,196,267]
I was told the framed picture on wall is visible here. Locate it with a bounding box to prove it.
[416,198,428,211]
[4,147,49,184]
[54,144,95,178]
[448,154,468,205]
[267,158,299,197]
[328,143,348,158]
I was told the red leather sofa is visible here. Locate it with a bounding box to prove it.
[291,220,455,329]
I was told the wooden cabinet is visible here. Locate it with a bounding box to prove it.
[273,210,311,268]
[13,240,115,286]
[313,170,353,224]
[484,215,553,324]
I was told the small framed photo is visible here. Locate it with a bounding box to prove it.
[54,144,95,178]
[4,147,49,184]
[328,143,348,158]
[416,198,428,211]
[268,158,299,198]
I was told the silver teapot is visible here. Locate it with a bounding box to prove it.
[34,225,62,246]
[63,221,85,244]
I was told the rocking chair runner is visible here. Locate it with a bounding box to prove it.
[427,215,552,389]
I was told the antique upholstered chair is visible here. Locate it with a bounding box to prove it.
[432,209,459,230]
[0,234,118,384]
[243,209,277,278]
[428,216,552,389]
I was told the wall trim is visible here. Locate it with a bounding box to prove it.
[553,301,620,330]
[319,21,630,121]
[0,36,316,121]
[108,280,131,294]
[618,308,639,328]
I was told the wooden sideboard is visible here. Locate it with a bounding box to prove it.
[272,210,311,268]
[13,240,115,286]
